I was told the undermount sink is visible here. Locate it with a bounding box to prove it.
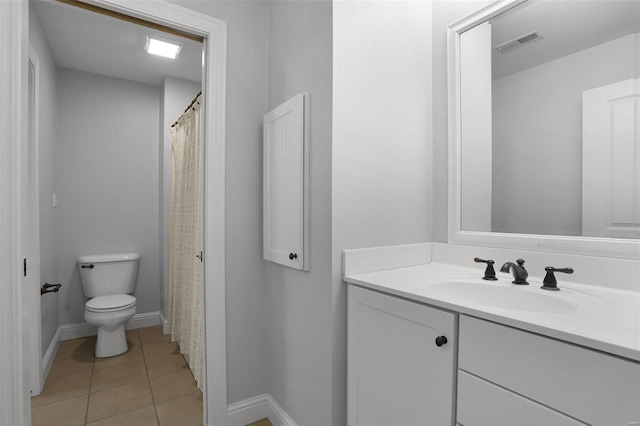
[427,281,578,314]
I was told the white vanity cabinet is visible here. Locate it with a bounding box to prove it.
[457,315,640,426]
[347,285,457,426]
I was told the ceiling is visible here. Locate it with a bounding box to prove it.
[488,0,640,79]
[33,0,203,86]
[35,0,638,84]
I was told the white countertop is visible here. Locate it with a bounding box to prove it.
[345,262,640,362]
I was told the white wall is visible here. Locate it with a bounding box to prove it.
[265,2,332,425]
[492,33,640,236]
[159,77,201,318]
[29,3,60,356]
[166,0,271,404]
[333,1,433,423]
[55,69,161,325]
[333,0,434,270]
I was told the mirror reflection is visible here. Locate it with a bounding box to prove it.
[460,0,640,239]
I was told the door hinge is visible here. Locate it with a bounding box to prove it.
[23,258,27,277]
[196,251,203,262]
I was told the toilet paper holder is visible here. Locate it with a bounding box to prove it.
[41,282,61,295]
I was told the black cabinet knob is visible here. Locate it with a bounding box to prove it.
[289,253,298,260]
[435,336,448,347]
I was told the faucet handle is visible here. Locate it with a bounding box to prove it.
[541,266,574,291]
[474,257,498,281]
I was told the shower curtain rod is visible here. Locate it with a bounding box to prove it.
[171,91,202,128]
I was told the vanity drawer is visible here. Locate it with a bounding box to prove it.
[457,370,585,426]
[458,315,640,426]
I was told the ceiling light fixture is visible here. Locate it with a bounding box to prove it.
[145,37,181,59]
[495,31,543,54]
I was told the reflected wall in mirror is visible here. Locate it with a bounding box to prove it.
[458,0,639,240]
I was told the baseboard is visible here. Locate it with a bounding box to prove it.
[39,327,61,394]
[160,311,169,335]
[227,393,297,426]
[127,311,163,330]
[263,394,297,426]
[59,311,163,341]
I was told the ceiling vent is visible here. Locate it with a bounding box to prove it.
[495,31,543,53]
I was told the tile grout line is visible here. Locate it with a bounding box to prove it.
[30,371,93,409]
[143,330,204,423]
[31,338,94,422]
[88,330,141,425]
[84,346,97,426]
[140,330,162,426]
[83,330,159,425]
[33,327,195,426]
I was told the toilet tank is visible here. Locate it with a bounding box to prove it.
[77,253,140,298]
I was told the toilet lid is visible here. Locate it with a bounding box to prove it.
[86,294,136,312]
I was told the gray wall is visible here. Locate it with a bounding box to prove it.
[166,0,271,404]
[332,2,434,423]
[492,33,639,236]
[30,4,60,355]
[265,2,333,425]
[332,0,434,280]
[159,77,201,318]
[55,69,161,324]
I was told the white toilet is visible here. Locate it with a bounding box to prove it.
[78,253,140,358]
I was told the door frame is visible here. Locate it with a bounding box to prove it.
[26,44,44,397]
[1,0,29,423]
[2,1,228,425]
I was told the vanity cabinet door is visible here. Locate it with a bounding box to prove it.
[347,285,456,426]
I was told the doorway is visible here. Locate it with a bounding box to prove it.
[21,1,228,425]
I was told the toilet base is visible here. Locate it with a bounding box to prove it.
[95,324,129,358]
[85,301,136,358]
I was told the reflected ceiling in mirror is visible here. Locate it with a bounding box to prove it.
[448,0,640,259]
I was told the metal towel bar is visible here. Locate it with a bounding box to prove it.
[41,283,61,295]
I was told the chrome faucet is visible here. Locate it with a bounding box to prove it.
[500,259,529,285]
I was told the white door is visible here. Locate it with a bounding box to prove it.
[18,57,39,424]
[583,78,640,238]
[22,55,43,399]
[347,285,456,426]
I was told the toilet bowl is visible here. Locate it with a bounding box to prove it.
[78,253,140,358]
[84,294,137,358]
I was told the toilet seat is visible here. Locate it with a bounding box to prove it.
[86,294,136,313]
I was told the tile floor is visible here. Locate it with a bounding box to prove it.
[31,325,203,426]
[247,419,273,426]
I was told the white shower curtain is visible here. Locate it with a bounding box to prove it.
[168,94,204,389]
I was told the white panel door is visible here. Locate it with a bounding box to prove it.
[347,285,456,426]
[583,79,640,238]
[263,94,307,270]
[23,56,42,399]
